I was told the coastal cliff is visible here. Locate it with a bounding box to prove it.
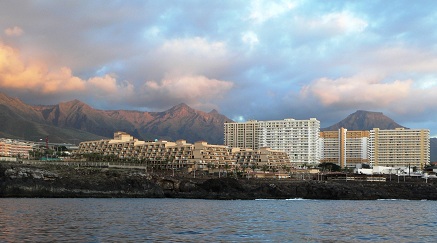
[1,162,437,200]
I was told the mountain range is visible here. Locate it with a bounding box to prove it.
[0,92,435,161]
[0,93,231,144]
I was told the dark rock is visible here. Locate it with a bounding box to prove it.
[2,162,437,200]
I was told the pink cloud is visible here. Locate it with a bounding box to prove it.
[143,75,234,101]
[301,74,413,107]
[0,42,135,102]
[4,26,23,37]
[0,43,86,93]
[299,71,437,117]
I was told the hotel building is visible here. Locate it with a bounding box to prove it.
[224,118,320,166]
[319,128,369,168]
[224,120,259,149]
[76,132,290,172]
[369,128,430,169]
[0,139,34,159]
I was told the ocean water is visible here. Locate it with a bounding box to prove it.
[0,198,436,242]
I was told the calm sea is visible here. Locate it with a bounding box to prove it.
[0,198,436,242]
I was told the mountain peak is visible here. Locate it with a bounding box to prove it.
[322,110,406,131]
[0,92,24,105]
[58,99,93,113]
[166,103,195,114]
[61,99,87,106]
[355,110,382,114]
[174,103,190,109]
[209,109,219,114]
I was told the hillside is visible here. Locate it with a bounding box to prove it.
[0,92,232,144]
[322,110,406,131]
[431,138,437,162]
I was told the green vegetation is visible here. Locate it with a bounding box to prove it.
[318,162,341,172]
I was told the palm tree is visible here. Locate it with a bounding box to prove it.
[262,164,269,174]
[224,162,230,177]
[207,162,214,175]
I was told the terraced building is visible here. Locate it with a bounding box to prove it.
[75,132,291,173]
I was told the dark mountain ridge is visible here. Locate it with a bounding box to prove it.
[322,110,406,131]
[0,93,232,144]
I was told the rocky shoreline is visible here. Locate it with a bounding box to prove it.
[1,162,437,200]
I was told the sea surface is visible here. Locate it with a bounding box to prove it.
[0,198,436,242]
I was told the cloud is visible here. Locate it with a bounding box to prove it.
[150,37,230,77]
[293,11,368,41]
[300,72,437,118]
[87,74,135,98]
[4,26,23,36]
[0,43,86,93]
[302,74,412,108]
[364,46,437,74]
[0,42,135,105]
[0,40,233,111]
[2,1,437,134]
[241,31,259,50]
[247,0,297,24]
[141,75,234,107]
[318,11,368,34]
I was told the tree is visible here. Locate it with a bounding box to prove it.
[318,162,341,172]
[207,163,214,174]
[262,164,269,173]
[224,162,230,177]
[250,163,258,173]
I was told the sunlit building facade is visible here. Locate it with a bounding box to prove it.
[224,120,260,150]
[0,139,34,159]
[76,132,290,172]
[369,128,430,169]
[319,128,369,168]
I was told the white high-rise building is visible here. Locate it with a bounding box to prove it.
[224,118,320,166]
[369,128,430,169]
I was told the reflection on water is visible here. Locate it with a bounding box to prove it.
[0,198,436,242]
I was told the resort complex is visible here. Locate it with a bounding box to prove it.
[224,118,429,170]
[75,132,291,174]
[0,118,431,173]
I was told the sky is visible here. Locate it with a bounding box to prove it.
[1,1,437,136]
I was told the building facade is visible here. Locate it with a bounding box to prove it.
[0,139,34,159]
[75,132,291,172]
[319,128,369,168]
[369,128,430,169]
[224,120,260,150]
[224,118,320,166]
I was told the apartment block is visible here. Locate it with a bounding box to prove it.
[232,147,291,171]
[76,132,290,172]
[0,139,34,159]
[369,128,430,169]
[225,118,320,166]
[319,128,369,168]
[224,120,259,149]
